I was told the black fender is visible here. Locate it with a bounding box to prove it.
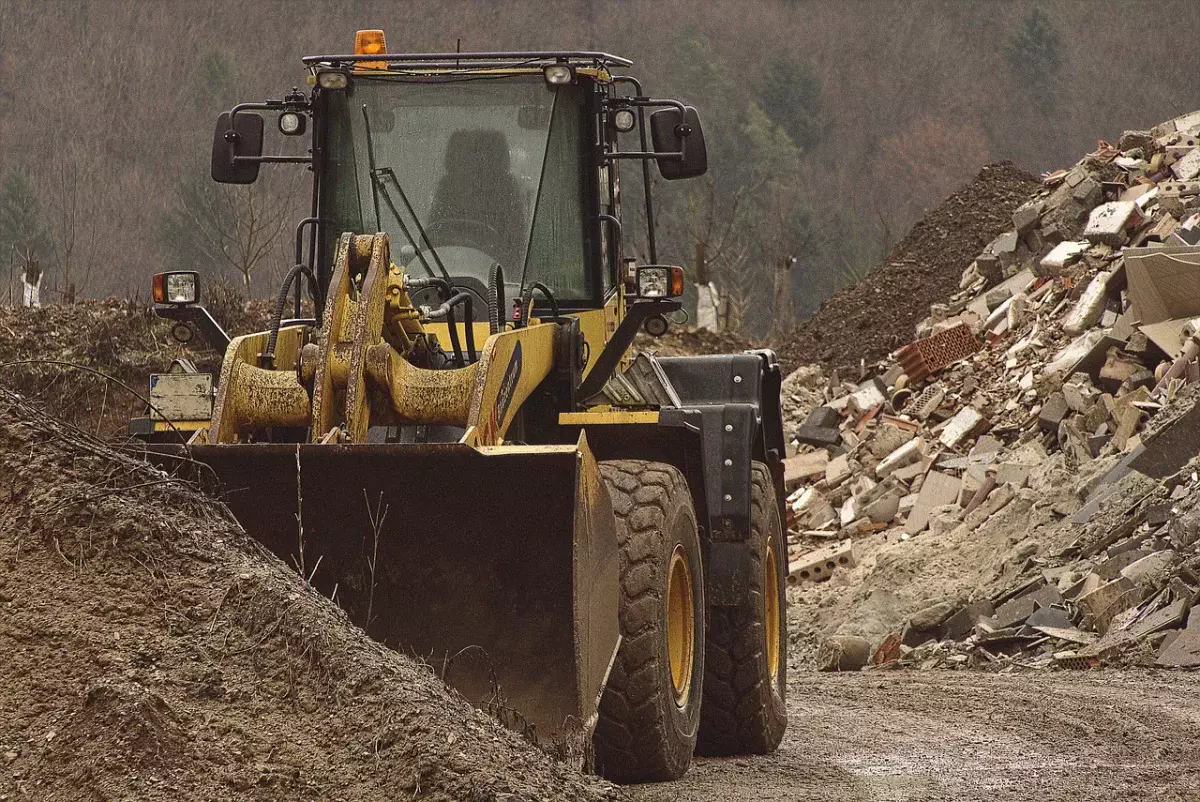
[655,349,785,605]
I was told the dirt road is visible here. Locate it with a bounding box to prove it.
[635,669,1200,802]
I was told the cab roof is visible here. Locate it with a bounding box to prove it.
[301,51,633,74]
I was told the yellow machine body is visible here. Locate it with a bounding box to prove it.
[163,232,622,738]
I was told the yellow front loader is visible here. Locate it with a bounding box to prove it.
[142,35,788,783]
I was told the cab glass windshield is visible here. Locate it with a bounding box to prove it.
[322,75,593,303]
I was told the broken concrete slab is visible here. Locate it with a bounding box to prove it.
[1038,392,1070,433]
[1098,347,1145,390]
[906,471,962,535]
[1156,607,1200,667]
[1040,240,1089,274]
[1033,625,1097,645]
[939,406,986,449]
[789,487,838,530]
[852,479,903,524]
[1026,605,1075,630]
[876,437,925,479]
[1138,318,1193,359]
[784,451,829,490]
[1130,399,1200,479]
[1062,270,1113,334]
[1084,201,1141,245]
[1125,245,1200,325]
[825,453,855,487]
[1083,598,1191,659]
[1120,550,1177,588]
[1013,200,1044,234]
[940,600,996,640]
[1077,575,1148,634]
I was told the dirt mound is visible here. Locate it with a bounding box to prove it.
[776,163,1040,376]
[0,299,271,438]
[0,389,619,801]
[634,326,756,359]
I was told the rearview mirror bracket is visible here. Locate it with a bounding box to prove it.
[600,97,708,180]
[211,99,315,184]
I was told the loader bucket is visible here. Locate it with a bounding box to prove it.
[150,438,620,738]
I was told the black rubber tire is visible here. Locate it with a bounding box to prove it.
[594,460,705,783]
[697,460,788,755]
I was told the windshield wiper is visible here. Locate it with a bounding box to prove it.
[360,105,450,281]
[373,167,452,282]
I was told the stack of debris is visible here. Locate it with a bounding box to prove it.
[782,109,1200,671]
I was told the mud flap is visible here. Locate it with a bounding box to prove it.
[150,435,619,738]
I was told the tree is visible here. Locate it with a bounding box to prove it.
[0,166,51,294]
[759,52,824,152]
[874,116,991,221]
[1004,7,1063,111]
[194,48,238,109]
[741,102,816,339]
[50,159,101,301]
[158,165,293,294]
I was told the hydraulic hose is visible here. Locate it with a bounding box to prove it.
[263,263,319,367]
[406,275,453,301]
[423,291,477,365]
[517,282,560,328]
[488,264,505,335]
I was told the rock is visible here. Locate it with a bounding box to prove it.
[825,453,854,487]
[1119,550,1177,589]
[1039,392,1070,433]
[867,423,914,459]
[1061,271,1112,335]
[816,635,871,672]
[790,487,838,530]
[1076,575,1146,634]
[876,437,925,479]
[908,600,958,632]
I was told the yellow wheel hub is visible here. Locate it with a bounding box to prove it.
[765,540,781,684]
[667,545,695,707]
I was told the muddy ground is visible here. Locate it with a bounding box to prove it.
[636,668,1200,801]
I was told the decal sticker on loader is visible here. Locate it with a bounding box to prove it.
[492,342,523,434]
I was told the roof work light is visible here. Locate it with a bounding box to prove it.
[543,64,574,85]
[354,29,388,71]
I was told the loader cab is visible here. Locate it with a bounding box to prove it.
[317,70,602,314]
[207,41,707,322]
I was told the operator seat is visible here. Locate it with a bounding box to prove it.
[429,129,528,273]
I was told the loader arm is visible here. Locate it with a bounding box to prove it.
[151,232,620,740]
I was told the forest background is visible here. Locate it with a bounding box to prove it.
[1,0,1196,335]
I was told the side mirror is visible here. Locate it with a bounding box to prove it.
[650,106,707,180]
[211,111,264,184]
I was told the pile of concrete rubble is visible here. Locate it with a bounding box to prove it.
[781,109,1200,671]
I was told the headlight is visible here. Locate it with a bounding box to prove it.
[637,267,669,298]
[153,271,199,305]
[635,265,684,298]
[317,70,350,90]
[278,111,306,136]
[543,64,574,85]
[612,108,637,133]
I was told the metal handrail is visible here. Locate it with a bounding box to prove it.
[301,51,633,68]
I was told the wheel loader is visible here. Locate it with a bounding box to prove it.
[138,31,788,783]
